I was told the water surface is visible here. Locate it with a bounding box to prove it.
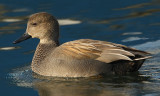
[1,0,160,96]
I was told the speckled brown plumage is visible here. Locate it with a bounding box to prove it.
[31,42,58,74]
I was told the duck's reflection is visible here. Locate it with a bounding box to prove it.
[34,80,101,96]
[34,79,125,96]
[32,72,149,96]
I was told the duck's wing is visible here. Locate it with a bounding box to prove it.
[60,39,151,63]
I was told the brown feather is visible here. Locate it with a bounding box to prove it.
[96,53,132,63]
[60,39,150,63]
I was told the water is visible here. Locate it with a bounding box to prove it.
[1,0,160,96]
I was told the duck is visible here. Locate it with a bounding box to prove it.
[13,12,151,77]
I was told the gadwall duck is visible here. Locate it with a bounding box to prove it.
[13,12,151,77]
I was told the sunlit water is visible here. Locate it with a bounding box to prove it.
[1,0,160,96]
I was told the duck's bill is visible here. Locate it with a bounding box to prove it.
[13,33,31,44]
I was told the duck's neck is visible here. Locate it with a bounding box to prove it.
[39,38,59,45]
[31,40,59,71]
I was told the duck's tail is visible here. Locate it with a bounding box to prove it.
[134,56,152,61]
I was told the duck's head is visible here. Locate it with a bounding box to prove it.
[13,12,59,44]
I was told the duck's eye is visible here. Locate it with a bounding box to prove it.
[31,23,37,26]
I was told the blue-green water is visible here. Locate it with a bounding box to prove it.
[1,0,160,96]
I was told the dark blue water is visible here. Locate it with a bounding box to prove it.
[1,0,160,96]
